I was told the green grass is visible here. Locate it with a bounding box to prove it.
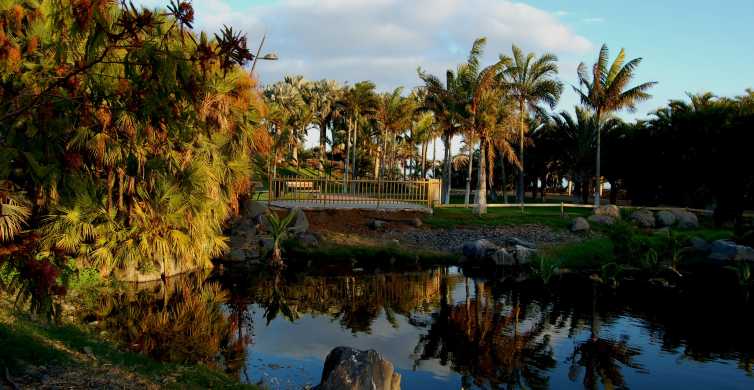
[0,305,256,389]
[540,238,615,270]
[425,206,592,229]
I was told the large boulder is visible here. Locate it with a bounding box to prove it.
[512,245,537,265]
[462,239,499,261]
[689,237,710,252]
[316,347,401,390]
[588,215,616,226]
[504,237,536,249]
[709,240,754,262]
[570,217,590,233]
[288,208,310,235]
[492,248,516,266]
[655,210,677,227]
[244,200,269,224]
[594,205,621,219]
[670,209,699,229]
[630,209,655,228]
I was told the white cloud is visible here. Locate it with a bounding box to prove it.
[136,0,593,90]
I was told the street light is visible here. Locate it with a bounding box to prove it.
[250,34,278,74]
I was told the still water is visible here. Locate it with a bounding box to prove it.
[90,266,754,389]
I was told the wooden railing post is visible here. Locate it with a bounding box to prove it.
[560,202,564,218]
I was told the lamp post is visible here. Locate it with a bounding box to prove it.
[250,34,278,74]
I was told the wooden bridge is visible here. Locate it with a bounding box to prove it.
[268,176,441,212]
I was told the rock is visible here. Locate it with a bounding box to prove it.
[462,239,499,260]
[708,239,754,262]
[689,237,710,252]
[288,208,310,234]
[298,232,320,248]
[412,218,423,228]
[588,215,616,226]
[570,217,590,232]
[670,209,699,229]
[630,209,655,228]
[317,346,401,390]
[369,219,387,230]
[245,200,269,222]
[513,245,537,265]
[492,248,516,266]
[594,205,620,219]
[504,237,536,249]
[655,210,677,227]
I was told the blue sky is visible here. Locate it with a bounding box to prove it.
[134,0,754,128]
[139,0,754,120]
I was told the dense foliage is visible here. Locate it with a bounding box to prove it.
[0,0,268,293]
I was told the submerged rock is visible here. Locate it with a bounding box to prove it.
[570,217,590,232]
[316,346,401,390]
[655,210,677,227]
[630,209,655,228]
[492,248,515,266]
[512,245,537,265]
[462,239,499,261]
[709,240,754,262]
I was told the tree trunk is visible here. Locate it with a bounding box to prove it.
[344,119,351,191]
[420,141,427,178]
[518,99,526,204]
[319,120,327,172]
[352,121,358,179]
[464,141,473,207]
[432,138,437,178]
[501,158,508,203]
[475,140,487,215]
[594,110,602,207]
[442,134,452,204]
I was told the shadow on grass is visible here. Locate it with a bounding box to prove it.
[0,309,256,389]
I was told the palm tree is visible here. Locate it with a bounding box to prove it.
[374,87,412,178]
[340,81,378,181]
[574,44,656,206]
[418,69,462,204]
[505,45,563,204]
[310,79,342,173]
[455,37,512,215]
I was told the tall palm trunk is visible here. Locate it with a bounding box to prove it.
[432,138,437,178]
[344,119,351,191]
[442,134,452,204]
[351,120,358,179]
[594,110,602,207]
[475,140,487,215]
[420,141,427,178]
[518,99,526,204]
[464,142,474,206]
[319,120,327,173]
[501,158,508,203]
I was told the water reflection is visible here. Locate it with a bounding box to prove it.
[85,266,754,389]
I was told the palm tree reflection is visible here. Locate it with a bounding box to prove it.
[415,277,556,389]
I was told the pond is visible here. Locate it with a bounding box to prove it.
[85,265,754,389]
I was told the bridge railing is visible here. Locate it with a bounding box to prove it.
[269,176,441,208]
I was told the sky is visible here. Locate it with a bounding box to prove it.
[136,0,754,150]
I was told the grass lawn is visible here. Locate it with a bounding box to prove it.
[425,206,593,229]
[0,301,256,389]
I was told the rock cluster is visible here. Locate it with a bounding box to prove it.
[316,347,401,390]
[462,237,538,267]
